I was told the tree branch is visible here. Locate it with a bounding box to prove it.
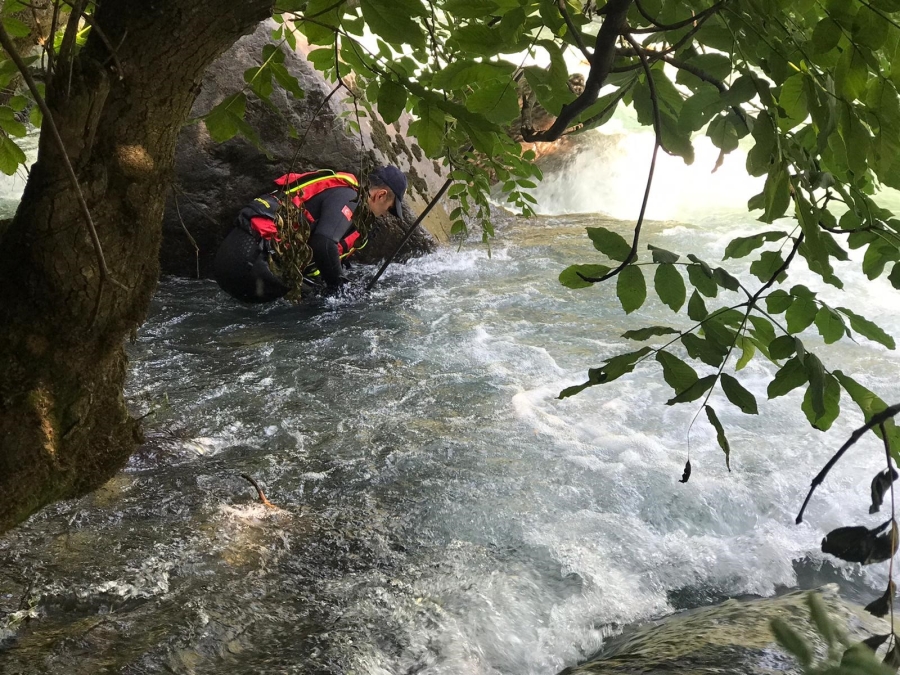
[522,0,633,142]
[557,0,592,61]
[796,403,900,524]
[577,32,660,282]
[630,0,725,33]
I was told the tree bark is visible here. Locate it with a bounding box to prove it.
[0,0,273,533]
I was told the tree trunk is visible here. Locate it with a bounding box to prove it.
[0,1,273,533]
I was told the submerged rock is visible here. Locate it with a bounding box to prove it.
[161,21,450,279]
[560,585,890,675]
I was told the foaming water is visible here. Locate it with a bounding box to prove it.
[528,122,764,223]
[1,210,899,674]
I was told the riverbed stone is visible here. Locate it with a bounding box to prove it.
[160,21,450,279]
[559,585,890,675]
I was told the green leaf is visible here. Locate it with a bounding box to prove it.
[750,251,787,283]
[778,73,808,130]
[648,244,679,263]
[749,315,777,349]
[767,357,808,398]
[687,263,717,297]
[466,80,520,125]
[723,230,787,258]
[204,93,247,143]
[360,0,425,48]
[687,289,707,321]
[811,18,842,54]
[804,353,827,418]
[666,374,717,405]
[837,307,896,349]
[654,263,686,311]
[802,373,841,431]
[705,405,731,471]
[814,306,846,344]
[785,295,818,334]
[377,79,408,124]
[587,226,632,261]
[769,335,797,360]
[431,60,515,90]
[409,98,445,157]
[835,44,868,100]
[834,371,900,456]
[762,164,791,222]
[736,337,756,371]
[623,326,680,341]
[657,350,699,394]
[770,618,813,666]
[1,17,30,38]
[721,373,758,414]
[0,134,25,175]
[891,263,900,290]
[766,289,793,314]
[617,265,646,314]
[559,347,655,399]
[559,264,610,289]
[682,333,726,367]
[713,267,741,292]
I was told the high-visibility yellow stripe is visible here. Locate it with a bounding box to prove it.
[284,172,359,195]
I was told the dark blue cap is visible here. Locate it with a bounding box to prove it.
[372,165,407,220]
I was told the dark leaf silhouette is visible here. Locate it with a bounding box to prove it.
[679,459,691,484]
[863,634,893,652]
[842,633,893,669]
[870,466,899,514]
[885,637,900,669]
[865,581,896,618]
[821,519,898,565]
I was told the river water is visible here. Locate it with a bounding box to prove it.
[2,130,900,674]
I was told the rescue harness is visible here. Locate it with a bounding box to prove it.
[237,169,368,276]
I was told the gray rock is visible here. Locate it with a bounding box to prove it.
[161,21,451,279]
[560,585,891,675]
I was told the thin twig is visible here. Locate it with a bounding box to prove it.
[796,403,900,524]
[577,33,661,282]
[0,20,126,297]
[59,0,124,78]
[631,0,724,33]
[172,192,200,279]
[56,0,86,97]
[239,473,277,509]
[885,422,896,634]
[557,0,592,61]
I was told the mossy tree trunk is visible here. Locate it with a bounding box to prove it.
[0,0,273,533]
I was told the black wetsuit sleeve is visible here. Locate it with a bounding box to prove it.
[306,186,358,242]
[309,232,344,287]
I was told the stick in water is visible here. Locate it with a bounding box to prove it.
[240,473,276,509]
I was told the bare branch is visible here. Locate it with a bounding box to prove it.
[796,403,900,524]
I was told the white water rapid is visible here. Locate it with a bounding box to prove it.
[1,126,899,675]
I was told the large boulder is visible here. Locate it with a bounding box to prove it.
[160,21,452,279]
[560,586,890,675]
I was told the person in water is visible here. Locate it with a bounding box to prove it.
[214,165,408,303]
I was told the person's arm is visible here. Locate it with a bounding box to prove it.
[307,187,358,287]
[308,232,345,287]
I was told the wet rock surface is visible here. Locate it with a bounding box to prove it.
[559,585,888,675]
[161,21,448,280]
